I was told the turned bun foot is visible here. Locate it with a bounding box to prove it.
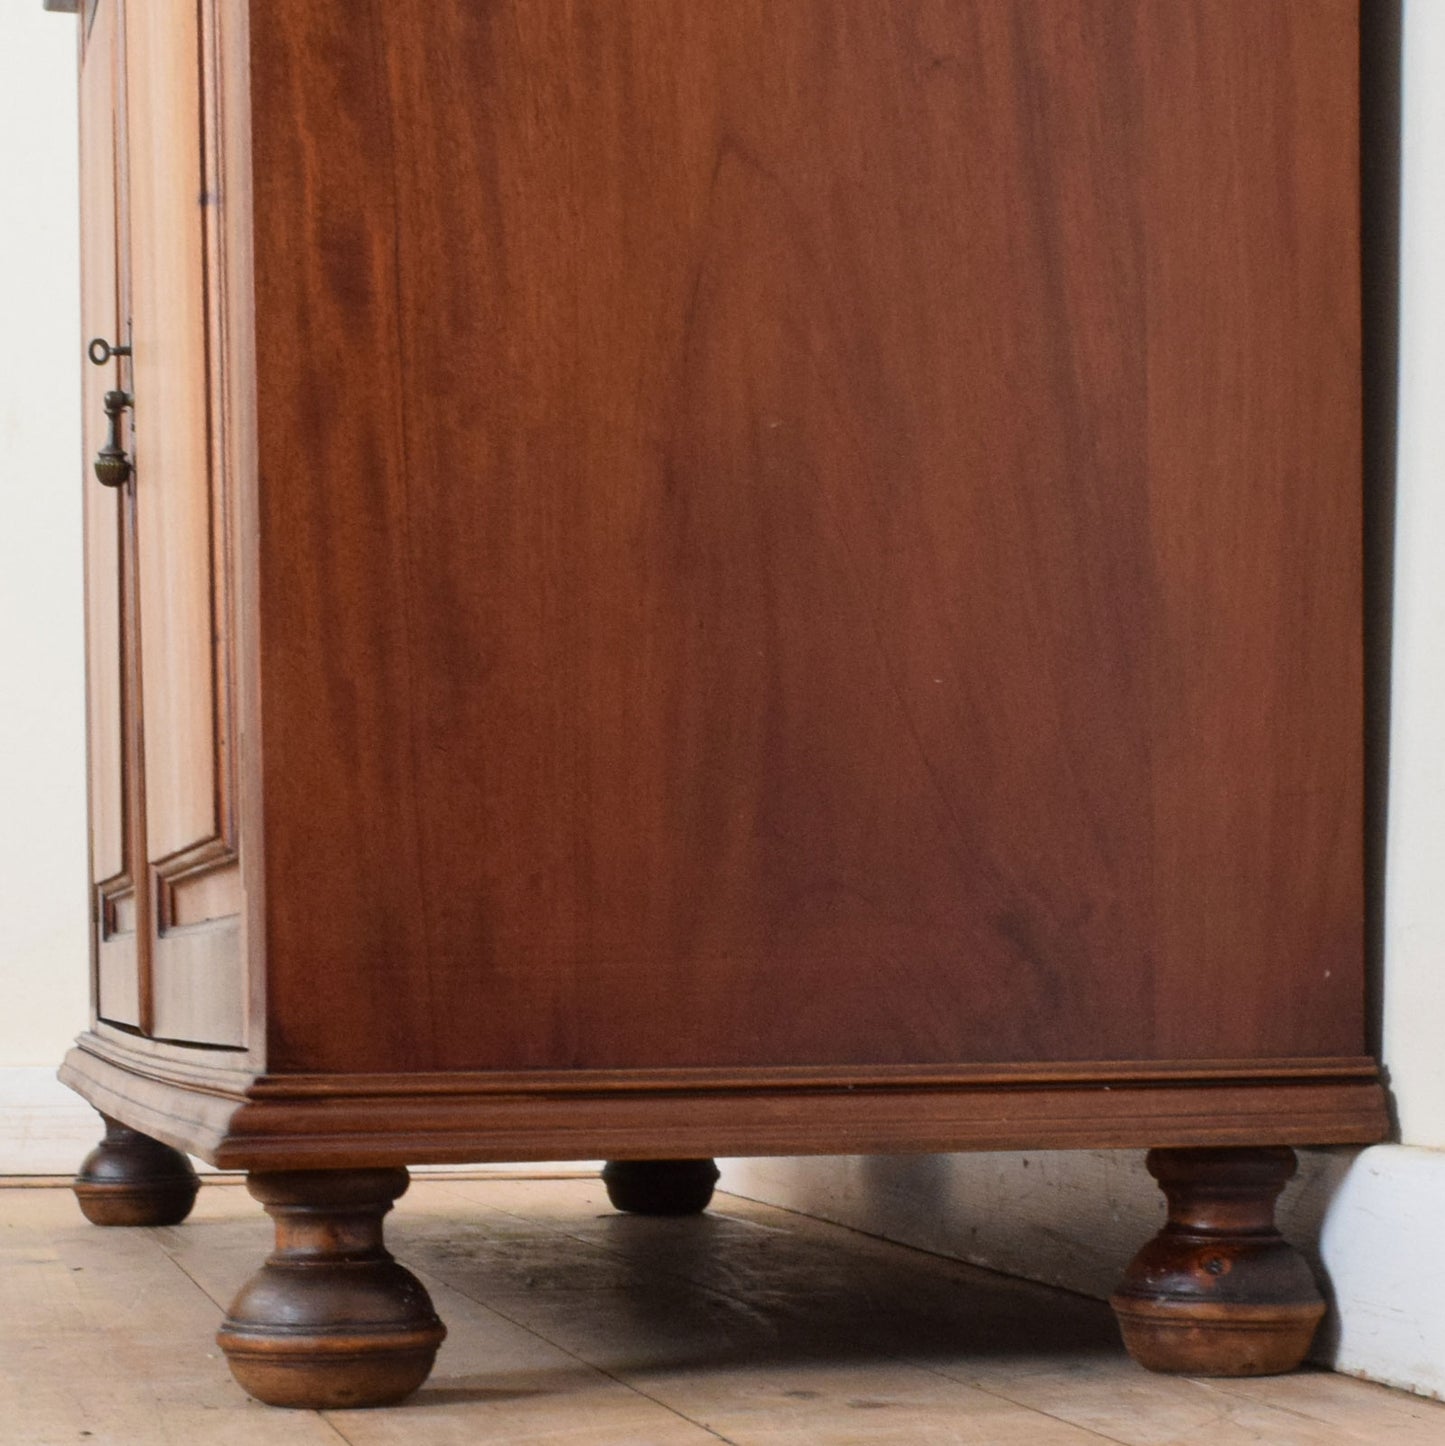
[217,1168,446,1409]
[73,1114,200,1227]
[602,1159,720,1215]
[1111,1147,1325,1377]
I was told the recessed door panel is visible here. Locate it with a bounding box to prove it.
[125,0,218,864]
[123,0,244,1046]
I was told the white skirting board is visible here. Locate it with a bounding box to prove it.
[719,1144,1445,1402]
[0,1066,107,1175]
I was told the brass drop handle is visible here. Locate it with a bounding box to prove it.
[94,389,134,488]
[88,337,133,489]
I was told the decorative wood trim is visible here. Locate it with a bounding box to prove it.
[62,1032,1389,1100]
[59,1033,1389,1173]
[120,472,153,1033]
[198,0,240,877]
[61,1045,251,1161]
[95,870,135,938]
[214,0,264,1070]
[217,1084,1394,1170]
[240,1058,1384,1097]
[152,836,238,930]
[85,1025,259,1088]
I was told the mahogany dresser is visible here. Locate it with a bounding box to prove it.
[52,0,1388,1409]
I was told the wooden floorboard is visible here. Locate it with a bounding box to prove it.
[1,1176,1440,1445]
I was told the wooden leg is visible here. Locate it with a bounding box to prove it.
[73,1113,200,1227]
[217,1168,446,1409]
[602,1159,720,1215]
[1111,1147,1326,1376]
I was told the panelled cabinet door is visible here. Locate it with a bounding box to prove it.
[81,0,245,1049]
[79,0,142,1030]
[125,0,244,1047]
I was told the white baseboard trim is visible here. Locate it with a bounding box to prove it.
[0,1065,104,1175]
[719,1144,1445,1401]
[1311,1145,1445,1398]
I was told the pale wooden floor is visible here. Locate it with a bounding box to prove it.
[1,1176,1441,1445]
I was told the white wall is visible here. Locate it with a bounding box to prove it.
[0,2,94,1174]
[0,7,89,1068]
[1382,0,1445,1149]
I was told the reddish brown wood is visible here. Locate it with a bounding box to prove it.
[59,1037,1389,1172]
[72,1113,199,1227]
[1111,1148,1326,1376]
[243,0,1366,1080]
[216,1169,445,1409]
[603,1159,720,1215]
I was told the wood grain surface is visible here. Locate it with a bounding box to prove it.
[245,0,1365,1077]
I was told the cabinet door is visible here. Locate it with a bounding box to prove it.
[124,0,244,1046]
[79,0,144,1030]
[80,0,245,1048]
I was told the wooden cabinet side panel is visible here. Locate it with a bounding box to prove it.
[1141,5,1365,1056]
[249,0,1366,1075]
